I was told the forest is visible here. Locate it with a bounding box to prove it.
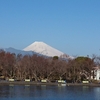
[0,49,100,83]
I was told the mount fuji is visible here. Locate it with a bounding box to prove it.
[23,41,64,57]
[23,41,73,59]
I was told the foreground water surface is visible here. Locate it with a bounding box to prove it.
[0,84,100,100]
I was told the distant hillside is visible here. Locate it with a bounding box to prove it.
[2,47,37,56]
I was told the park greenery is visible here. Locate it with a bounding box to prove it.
[0,49,100,83]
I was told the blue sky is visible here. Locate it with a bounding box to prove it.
[0,0,100,57]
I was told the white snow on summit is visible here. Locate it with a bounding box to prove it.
[23,41,64,57]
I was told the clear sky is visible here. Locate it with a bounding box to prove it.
[0,0,100,57]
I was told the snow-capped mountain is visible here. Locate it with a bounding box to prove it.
[23,41,64,57]
[23,41,72,59]
[0,41,74,59]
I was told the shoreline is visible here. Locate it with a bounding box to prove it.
[0,81,100,87]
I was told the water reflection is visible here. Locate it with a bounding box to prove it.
[94,87,100,100]
[0,85,100,100]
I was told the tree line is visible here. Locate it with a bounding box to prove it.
[0,49,100,83]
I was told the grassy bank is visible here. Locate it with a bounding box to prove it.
[0,81,100,87]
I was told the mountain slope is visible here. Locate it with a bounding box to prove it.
[3,47,37,56]
[23,41,64,57]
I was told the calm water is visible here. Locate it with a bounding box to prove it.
[0,85,100,100]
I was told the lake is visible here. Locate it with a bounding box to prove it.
[0,84,100,100]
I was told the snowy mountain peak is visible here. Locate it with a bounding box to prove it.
[23,41,64,57]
